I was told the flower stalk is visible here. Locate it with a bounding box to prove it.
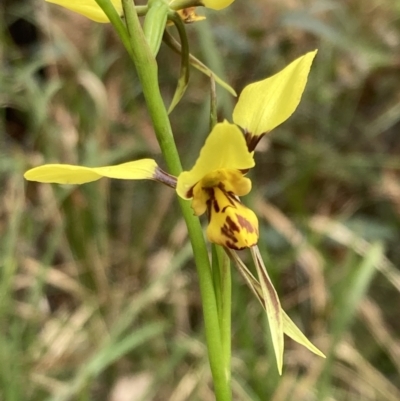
[212,244,232,383]
[98,0,232,398]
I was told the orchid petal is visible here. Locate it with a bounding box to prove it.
[46,0,122,23]
[24,159,158,184]
[233,50,317,140]
[176,121,254,199]
[190,169,251,215]
[207,188,259,249]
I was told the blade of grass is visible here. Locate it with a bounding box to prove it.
[48,322,166,401]
[317,242,383,400]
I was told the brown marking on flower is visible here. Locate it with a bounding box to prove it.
[226,216,240,233]
[187,187,194,198]
[245,130,267,152]
[205,188,221,213]
[236,213,257,234]
[225,240,241,250]
[213,199,220,212]
[221,192,236,212]
[220,216,239,245]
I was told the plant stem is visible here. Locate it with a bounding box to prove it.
[217,246,232,384]
[94,0,232,399]
[211,245,231,385]
[210,89,231,384]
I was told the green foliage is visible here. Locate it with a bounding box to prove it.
[2,0,400,399]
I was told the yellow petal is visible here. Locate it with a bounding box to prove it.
[24,159,158,184]
[46,0,122,23]
[233,50,317,138]
[201,169,252,196]
[191,181,210,216]
[201,0,234,10]
[206,187,258,249]
[190,169,251,216]
[176,121,254,199]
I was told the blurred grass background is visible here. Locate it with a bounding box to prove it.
[1,0,400,400]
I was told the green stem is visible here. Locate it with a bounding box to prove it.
[216,246,232,384]
[211,245,232,389]
[210,90,231,383]
[94,0,231,399]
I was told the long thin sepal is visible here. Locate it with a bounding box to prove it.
[250,246,284,374]
[282,311,325,358]
[227,247,325,367]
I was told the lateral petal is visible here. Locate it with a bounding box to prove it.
[233,50,317,139]
[46,0,122,23]
[24,159,159,184]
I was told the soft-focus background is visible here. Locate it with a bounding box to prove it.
[1,0,400,400]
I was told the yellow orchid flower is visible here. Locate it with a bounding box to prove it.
[46,0,123,23]
[25,51,316,250]
[176,121,258,249]
[24,52,324,373]
[175,51,317,248]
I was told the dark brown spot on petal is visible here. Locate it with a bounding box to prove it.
[221,193,236,212]
[225,240,244,250]
[226,216,240,233]
[205,188,221,213]
[236,214,257,234]
[213,199,220,212]
[245,130,267,152]
[220,213,244,248]
[221,222,239,244]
